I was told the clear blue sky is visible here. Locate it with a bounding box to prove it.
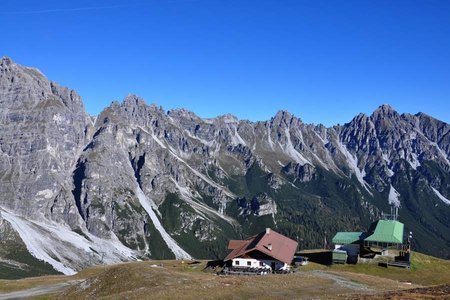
[1,0,449,126]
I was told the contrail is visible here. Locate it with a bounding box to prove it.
[0,3,148,15]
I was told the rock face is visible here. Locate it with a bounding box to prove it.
[0,57,449,276]
[0,57,92,223]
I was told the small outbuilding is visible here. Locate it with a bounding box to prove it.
[332,231,364,263]
[224,228,298,272]
[332,249,348,264]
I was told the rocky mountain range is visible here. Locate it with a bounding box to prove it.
[0,57,449,277]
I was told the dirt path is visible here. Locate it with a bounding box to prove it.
[0,280,79,299]
[309,270,373,292]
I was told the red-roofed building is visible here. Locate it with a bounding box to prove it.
[224,228,298,272]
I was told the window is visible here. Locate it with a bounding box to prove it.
[247,261,251,266]
[235,260,239,265]
[259,261,264,267]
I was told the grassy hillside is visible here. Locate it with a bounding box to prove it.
[0,251,449,299]
[329,251,450,286]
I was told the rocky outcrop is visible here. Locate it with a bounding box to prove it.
[282,162,316,182]
[0,57,92,224]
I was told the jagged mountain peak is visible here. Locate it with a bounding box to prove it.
[371,104,399,119]
[415,111,440,122]
[351,113,370,123]
[377,103,396,112]
[0,57,86,114]
[122,94,148,107]
[116,94,165,114]
[1,56,12,65]
[0,56,44,76]
[214,113,240,124]
[274,109,293,119]
[168,108,200,119]
[271,110,302,127]
[1,56,43,82]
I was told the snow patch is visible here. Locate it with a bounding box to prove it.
[0,208,138,275]
[52,114,63,124]
[314,130,329,145]
[430,142,450,166]
[258,200,277,217]
[431,187,450,205]
[134,125,167,149]
[282,127,311,165]
[408,153,420,170]
[135,184,192,260]
[383,152,394,176]
[36,189,54,199]
[184,130,214,147]
[165,145,235,198]
[386,168,395,177]
[309,150,329,171]
[170,178,236,225]
[413,128,450,166]
[230,125,246,146]
[218,202,226,215]
[151,133,167,149]
[0,210,76,275]
[46,139,58,158]
[222,114,239,124]
[267,126,275,150]
[136,124,234,199]
[382,152,391,165]
[388,185,401,207]
[337,141,372,195]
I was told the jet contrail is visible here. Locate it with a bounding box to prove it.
[0,3,148,15]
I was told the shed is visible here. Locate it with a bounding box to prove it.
[332,249,348,264]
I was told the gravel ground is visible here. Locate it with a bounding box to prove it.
[308,270,373,292]
[0,280,80,300]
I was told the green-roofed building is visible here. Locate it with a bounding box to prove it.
[331,232,365,263]
[331,218,406,264]
[332,232,364,245]
[363,220,404,247]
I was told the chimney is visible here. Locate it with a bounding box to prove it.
[266,228,270,234]
[267,243,272,251]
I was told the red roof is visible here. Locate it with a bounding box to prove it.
[228,240,247,250]
[224,228,298,264]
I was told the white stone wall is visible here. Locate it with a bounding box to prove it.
[232,258,288,270]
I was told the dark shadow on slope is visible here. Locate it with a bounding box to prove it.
[72,160,86,220]
[129,153,146,188]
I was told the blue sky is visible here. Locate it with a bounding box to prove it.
[1,0,449,126]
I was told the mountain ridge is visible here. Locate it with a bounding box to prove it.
[0,57,449,278]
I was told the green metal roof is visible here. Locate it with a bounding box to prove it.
[364,220,404,244]
[332,232,363,244]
